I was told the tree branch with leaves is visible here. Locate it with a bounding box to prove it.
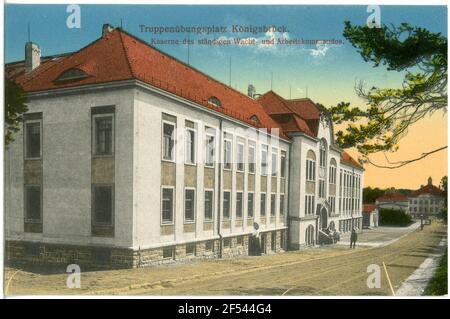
[327,21,447,168]
[5,78,28,146]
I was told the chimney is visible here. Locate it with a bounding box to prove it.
[102,23,114,37]
[248,84,256,99]
[25,42,41,73]
[428,176,432,186]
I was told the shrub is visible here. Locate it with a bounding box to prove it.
[424,251,447,296]
[379,208,412,226]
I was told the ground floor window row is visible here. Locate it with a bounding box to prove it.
[162,187,286,224]
[339,218,363,233]
[161,231,286,260]
[24,184,115,235]
[7,231,287,268]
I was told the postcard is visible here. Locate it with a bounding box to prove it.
[2,1,448,302]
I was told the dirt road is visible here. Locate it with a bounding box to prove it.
[4,221,447,296]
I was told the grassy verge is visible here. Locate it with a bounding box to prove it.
[424,251,447,296]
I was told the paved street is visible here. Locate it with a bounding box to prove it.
[339,222,421,247]
[5,221,446,296]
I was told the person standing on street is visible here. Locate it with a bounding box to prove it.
[350,228,358,249]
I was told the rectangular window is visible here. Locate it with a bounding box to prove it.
[204,190,214,221]
[305,195,315,215]
[271,151,277,177]
[280,153,286,178]
[161,187,174,224]
[247,192,254,218]
[237,236,243,246]
[261,145,268,176]
[92,185,113,226]
[306,160,316,181]
[280,194,285,216]
[223,191,231,219]
[329,196,335,214]
[184,189,195,222]
[205,241,214,251]
[162,122,175,161]
[24,120,41,159]
[236,192,243,218]
[223,238,231,248]
[237,143,244,172]
[270,194,276,216]
[186,244,195,255]
[185,128,196,164]
[248,145,256,173]
[319,180,325,198]
[205,133,215,167]
[163,247,174,259]
[260,193,266,217]
[224,139,232,170]
[25,185,41,222]
[94,115,114,155]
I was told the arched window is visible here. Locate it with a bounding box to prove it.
[56,68,88,81]
[306,150,316,182]
[207,96,222,107]
[305,225,315,246]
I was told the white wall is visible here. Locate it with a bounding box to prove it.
[132,86,290,250]
[5,87,135,248]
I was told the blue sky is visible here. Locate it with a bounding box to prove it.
[5,5,447,107]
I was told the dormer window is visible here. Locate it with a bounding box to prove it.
[250,115,260,124]
[207,96,222,107]
[56,68,88,82]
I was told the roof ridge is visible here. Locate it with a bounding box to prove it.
[263,90,299,115]
[116,28,263,106]
[117,30,136,78]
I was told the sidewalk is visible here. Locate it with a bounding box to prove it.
[396,238,447,296]
[337,222,421,248]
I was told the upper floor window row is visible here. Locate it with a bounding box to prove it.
[160,119,287,174]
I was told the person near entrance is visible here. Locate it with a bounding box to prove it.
[350,228,358,248]
[249,222,262,256]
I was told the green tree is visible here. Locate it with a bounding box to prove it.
[363,187,386,203]
[327,22,447,168]
[5,78,28,146]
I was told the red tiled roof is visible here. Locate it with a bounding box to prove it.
[257,91,320,138]
[257,91,363,170]
[410,184,445,197]
[376,191,408,202]
[10,29,286,138]
[340,151,363,170]
[285,98,322,120]
[363,204,377,213]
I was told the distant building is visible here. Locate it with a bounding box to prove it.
[362,204,378,228]
[408,177,445,218]
[375,189,409,212]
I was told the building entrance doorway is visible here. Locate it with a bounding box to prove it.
[320,207,328,230]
